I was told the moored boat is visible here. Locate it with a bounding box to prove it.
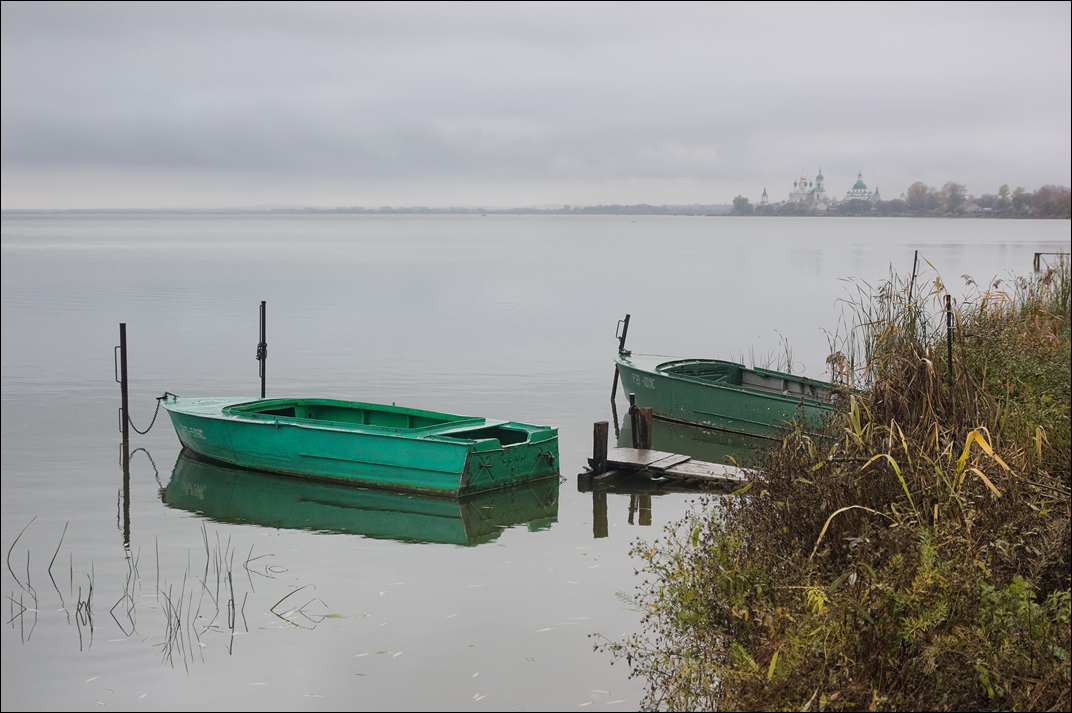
[162,395,559,496]
[614,352,838,439]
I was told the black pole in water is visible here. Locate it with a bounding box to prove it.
[117,323,131,547]
[119,323,130,446]
[908,250,919,304]
[946,295,954,392]
[610,314,631,400]
[257,301,267,398]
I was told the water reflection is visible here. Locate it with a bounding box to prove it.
[580,413,772,539]
[163,450,559,546]
[618,413,772,468]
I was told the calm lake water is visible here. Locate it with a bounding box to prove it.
[2,214,1067,710]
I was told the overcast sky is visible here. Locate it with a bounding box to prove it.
[2,2,1069,209]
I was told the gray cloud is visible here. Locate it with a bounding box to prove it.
[2,2,1069,208]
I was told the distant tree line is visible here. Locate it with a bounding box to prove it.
[732,182,1070,219]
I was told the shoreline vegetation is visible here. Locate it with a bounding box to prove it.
[733,183,1072,219]
[601,258,1071,711]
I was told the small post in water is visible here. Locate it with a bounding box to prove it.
[628,393,639,449]
[118,323,130,447]
[257,301,267,398]
[637,407,653,450]
[591,421,609,475]
[117,322,131,547]
[945,294,954,392]
[908,249,919,304]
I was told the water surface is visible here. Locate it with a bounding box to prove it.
[2,214,1066,710]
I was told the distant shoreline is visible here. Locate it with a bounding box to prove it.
[3,202,1069,219]
[0,204,732,217]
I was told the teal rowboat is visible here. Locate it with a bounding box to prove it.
[164,450,559,546]
[162,396,559,496]
[614,353,837,439]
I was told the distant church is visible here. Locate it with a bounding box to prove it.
[760,168,881,209]
[787,168,831,208]
[843,171,880,204]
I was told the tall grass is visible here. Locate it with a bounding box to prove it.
[602,257,1070,711]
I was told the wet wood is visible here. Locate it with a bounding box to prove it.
[637,406,653,449]
[646,453,692,471]
[605,447,752,486]
[607,447,678,466]
[590,421,609,474]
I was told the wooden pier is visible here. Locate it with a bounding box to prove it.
[579,403,754,489]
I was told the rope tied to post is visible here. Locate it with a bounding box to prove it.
[256,342,267,361]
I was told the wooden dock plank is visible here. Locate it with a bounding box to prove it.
[662,460,751,484]
[601,447,753,485]
[607,447,678,467]
[646,453,692,471]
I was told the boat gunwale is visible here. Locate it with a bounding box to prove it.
[616,354,837,408]
[163,396,556,447]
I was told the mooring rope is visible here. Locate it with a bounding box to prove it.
[126,392,174,435]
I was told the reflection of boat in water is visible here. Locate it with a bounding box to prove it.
[163,450,559,546]
[617,413,770,469]
[615,353,836,439]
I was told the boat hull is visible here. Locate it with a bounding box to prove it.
[615,353,836,439]
[163,397,558,496]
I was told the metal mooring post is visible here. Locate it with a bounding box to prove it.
[118,323,130,447]
[610,314,631,400]
[908,250,919,304]
[946,295,954,392]
[257,301,267,398]
[116,322,131,548]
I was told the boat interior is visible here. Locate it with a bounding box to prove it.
[226,399,534,445]
[659,360,831,400]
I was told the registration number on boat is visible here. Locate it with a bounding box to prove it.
[631,374,656,389]
[179,424,206,441]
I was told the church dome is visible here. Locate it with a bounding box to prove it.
[852,171,867,190]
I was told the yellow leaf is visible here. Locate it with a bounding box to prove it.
[967,467,1003,498]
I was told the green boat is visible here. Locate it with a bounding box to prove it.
[163,450,559,546]
[614,353,838,439]
[162,396,559,496]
